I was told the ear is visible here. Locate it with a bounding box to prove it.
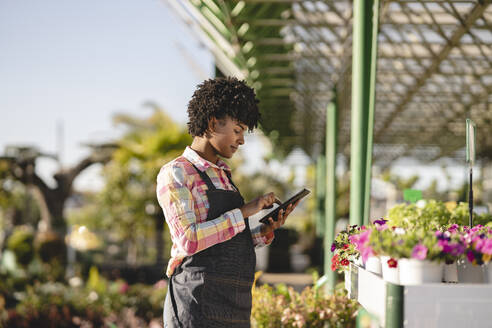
[208,117,217,132]
[204,117,217,138]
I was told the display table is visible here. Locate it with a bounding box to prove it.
[345,264,492,327]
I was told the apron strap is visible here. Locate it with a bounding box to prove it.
[188,163,217,191]
[224,170,239,192]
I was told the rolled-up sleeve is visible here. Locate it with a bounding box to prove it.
[250,224,274,247]
[157,163,246,256]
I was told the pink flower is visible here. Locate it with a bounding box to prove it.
[361,246,374,263]
[358,230,371,245]
[153,279,168,290]
[119,282,129,294]
[481,239,492,255]
[373,218,388,230]
[411,244,428,260]
[349,229,373,263]
[448,224,459,233]
[375,223,388,231]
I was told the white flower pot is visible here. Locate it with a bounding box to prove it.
[354,256,364,268]
[344,269,351,291]
[457,259,485,283]
[484,262,492,284]
[399,259,443,285]
[381,256,399,284]
[443,263,458,283]
[365,256,382,275]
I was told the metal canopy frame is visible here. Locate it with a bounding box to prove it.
[166,0,492,164]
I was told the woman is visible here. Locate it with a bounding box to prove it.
[157,77,298,328]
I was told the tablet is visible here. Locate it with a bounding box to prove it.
[259,188,310,224]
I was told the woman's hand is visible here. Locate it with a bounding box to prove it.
[240,192,281,218]
[260,200,301,238]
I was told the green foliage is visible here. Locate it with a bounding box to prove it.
[386,200,492,229]
[6,226,35,266]
[68,106,191,262]
[251,281,358,328]
[0,275,167,327]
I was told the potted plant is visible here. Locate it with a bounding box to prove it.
[369,226,445,285]
[435,224,465,283]
[331,225,362,273]
[457,225,491,283]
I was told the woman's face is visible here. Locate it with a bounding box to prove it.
[209,116,247,159]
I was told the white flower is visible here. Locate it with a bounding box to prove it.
[69,277,83,288]
[416,199,427,208]
[88,291,99,302]
[394,227,406,235]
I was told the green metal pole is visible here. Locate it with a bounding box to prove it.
[316,155,326,238]
[350,0,374,227]
[324,95,337,292]
[363,0,381,226]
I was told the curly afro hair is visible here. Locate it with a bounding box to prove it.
[187,77,260,137]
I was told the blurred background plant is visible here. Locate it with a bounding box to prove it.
[251,273,358,328]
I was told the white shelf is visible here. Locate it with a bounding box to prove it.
[346,264,492,328]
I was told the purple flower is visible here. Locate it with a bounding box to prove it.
[466,250,475,262]
[439,240,465,257]
[411,244,428,260]
[373,219,388,231]
[373,218,388,226]
[331,243,336,252]
[448,224,459,232]
[450,244,465,256]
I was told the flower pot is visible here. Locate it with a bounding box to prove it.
[457,259,484,283]
[443,262,458,283]
[485,262,492,284]
[354,256,364,268]
[365,256,382,275]
[399,259,443,285]
[381,256,399,284]
[344,269,351,291]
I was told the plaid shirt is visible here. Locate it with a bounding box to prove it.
[157,146,271,277]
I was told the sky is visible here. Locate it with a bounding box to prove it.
[0,0,214,190]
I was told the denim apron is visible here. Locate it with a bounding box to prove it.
[164,163,256,328]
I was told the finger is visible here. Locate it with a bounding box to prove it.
[289,201,300,212]
[281,209,287,224]
[278,209,285,225]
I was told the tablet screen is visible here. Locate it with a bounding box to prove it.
[259,188,310,224]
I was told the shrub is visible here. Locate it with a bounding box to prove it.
[251,280,358,328]
[6,226,35,266]
[0,274,167,327]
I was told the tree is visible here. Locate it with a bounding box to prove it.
[0,145,115,235]
[69,104,192,264]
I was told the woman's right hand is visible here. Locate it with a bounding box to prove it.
[240,192,281,218]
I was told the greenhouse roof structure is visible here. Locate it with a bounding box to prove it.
[167,0,492,165]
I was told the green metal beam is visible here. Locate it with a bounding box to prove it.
[363,0,380,225]
[350,0,376,226]
[324,95,337,292]
[315,155,326,238]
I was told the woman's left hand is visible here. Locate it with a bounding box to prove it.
[260,200,300,238]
